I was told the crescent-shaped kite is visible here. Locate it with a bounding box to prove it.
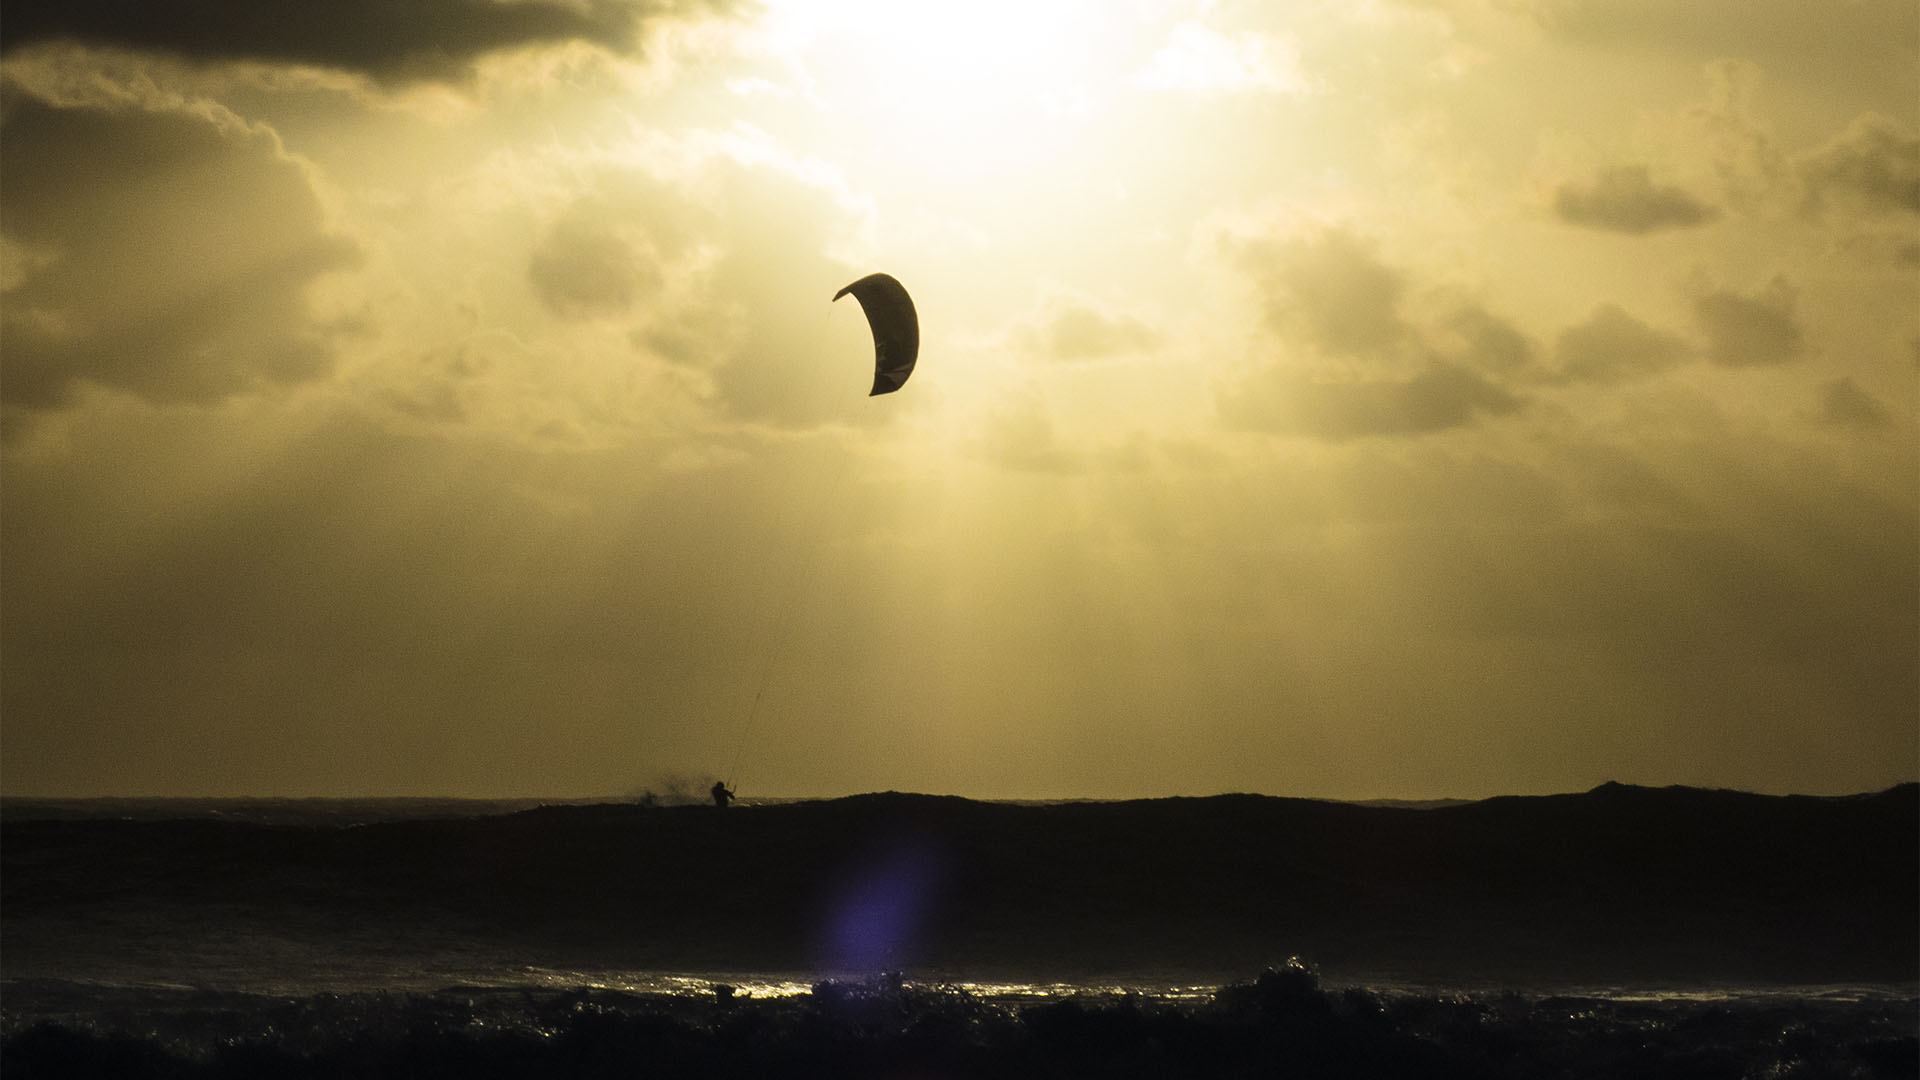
[834,273,919,396]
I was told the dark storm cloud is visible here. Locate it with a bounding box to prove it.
[0,90,358,409]
[1800,114,1920,218]
[1551,304,1689,384]
[0,0,742,82]
[1693,277,1804,367]
[1219,360,1521,440]
[1553,165,1719,235]
[1818,377,1893,430]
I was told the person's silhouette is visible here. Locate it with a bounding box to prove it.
[710,781,735,808]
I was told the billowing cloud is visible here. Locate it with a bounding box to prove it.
[1800,113,1920,218]
[1553,165,1719,234]
[1551,304,1689,384]
[1219,360,1520,440]
[1221,228,1530,438]
[447,132,878,432]
[0,0,740,82]
[1693,277,1804,367]
[528,196,673,320]
[0,88,358,410]
[1237,228,1408,358]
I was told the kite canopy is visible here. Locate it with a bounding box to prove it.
[834,273,918,396]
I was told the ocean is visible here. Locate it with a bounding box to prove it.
[4,791,1915,1078]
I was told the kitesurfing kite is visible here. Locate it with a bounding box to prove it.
[834,273,918,396]
[716,273,920,801]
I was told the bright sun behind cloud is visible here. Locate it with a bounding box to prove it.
[762,0,1126,183]
[2,0,1914,801]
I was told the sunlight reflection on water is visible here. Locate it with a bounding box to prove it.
[499,966,1225,1005]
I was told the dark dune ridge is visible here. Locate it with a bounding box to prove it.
[4,782,1914,986]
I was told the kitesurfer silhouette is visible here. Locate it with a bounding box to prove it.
[711,780,735,808]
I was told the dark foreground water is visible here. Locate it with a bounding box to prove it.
[5,965,1914,1079]
[5,789,1914,1077]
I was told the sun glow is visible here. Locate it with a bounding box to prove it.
[766,0,1127,182]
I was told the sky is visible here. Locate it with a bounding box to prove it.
[1,0,1915,801]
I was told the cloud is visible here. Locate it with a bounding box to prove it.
[1221,228,1529,438]
[1672,60,1795,218]
[0,88,358,410]
[1137,20,1309,97]
[969,401,1082,473]
[0,0,741,82]
[1519,0,1918,98]
[1236,228,1408,358]
[1800,113,1920,218]
[527,197,670,320]
[1219,360,1520,440]
[1817,377,1894,430]
[1551,303,1689,384]
[1553,165,1719,234]
[1233,229,1538,379]
[1834,229,1920,269]
[448,129,876,432]
[1437,304,1535,376]
[606,144,878,429]
[1022,300,1161,363]
[1693,277,1804,367]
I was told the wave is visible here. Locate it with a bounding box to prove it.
[5,784,1914,987]
[4,963,1914,1080]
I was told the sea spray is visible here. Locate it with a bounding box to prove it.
[4,966,1913,1079]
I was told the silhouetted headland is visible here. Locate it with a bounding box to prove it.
[5,782,1913,986]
